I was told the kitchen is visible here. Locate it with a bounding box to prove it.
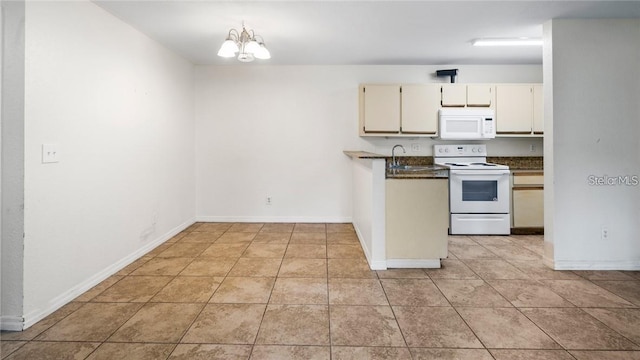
[2,0,639,349]
[346,81,544,269]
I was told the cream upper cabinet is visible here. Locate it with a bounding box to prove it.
[496,84,534,134]
[359,82,541,137]
[360,84,401,133]
[401,84,440,134]
[442,84,493,107]
[467,84,494,107]
[533,84,544,134]
[359,84,439,136]
[441,84,467,107]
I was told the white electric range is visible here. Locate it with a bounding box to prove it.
[434,144,511,235]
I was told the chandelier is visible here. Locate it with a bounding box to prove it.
[217,23,271,62]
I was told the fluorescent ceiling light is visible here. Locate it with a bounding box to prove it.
[472,38,543,47]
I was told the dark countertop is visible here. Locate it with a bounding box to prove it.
[387,165,449,179]
[383,156,447,179]
[345,151,543,177]
[512,169,544,175]
[343,151,386,159]
[344,152,447,178]
[387,169,449,179]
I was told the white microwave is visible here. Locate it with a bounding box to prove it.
[439,108,496,140]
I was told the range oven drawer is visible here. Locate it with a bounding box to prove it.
[450,214,510,235]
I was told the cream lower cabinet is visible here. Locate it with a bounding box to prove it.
[512,173,544,228]
[385,179,449,266]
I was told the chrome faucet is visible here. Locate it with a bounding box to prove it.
[391,144,406,168]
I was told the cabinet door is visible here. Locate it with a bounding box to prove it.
[386,179,449,260]
[362,85,401,133]
[513,188,544,227]
[441,84,466,107]
[496,85,533,134]
[533,84,544,134]
[467,84,493,107]
[401,85,440,134]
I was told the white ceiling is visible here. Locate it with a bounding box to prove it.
[94,0,640,65]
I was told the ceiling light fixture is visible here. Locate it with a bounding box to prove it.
[472,38,543,47]
[217,23,270,62]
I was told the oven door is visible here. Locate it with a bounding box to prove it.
[449,169,510,214]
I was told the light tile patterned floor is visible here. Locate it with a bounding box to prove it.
[2,223,640,360]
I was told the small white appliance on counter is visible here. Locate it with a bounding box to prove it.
[434,144,510,235]
[439,108,495,140]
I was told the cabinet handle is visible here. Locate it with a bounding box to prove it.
[513,186,543,190]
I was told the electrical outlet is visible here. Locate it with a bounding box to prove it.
[42,144,59,163]
[529,144,536,153]
[601,227,609,241]
[266,196,272,205]
[411,143,421,152]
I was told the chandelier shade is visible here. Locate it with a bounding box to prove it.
[254,43,271,60]
[217,39,239,57]
[217,24,270,62]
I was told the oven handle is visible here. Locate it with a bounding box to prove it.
[449,170,511,176]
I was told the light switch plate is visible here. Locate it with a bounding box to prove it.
[42,144,59,163]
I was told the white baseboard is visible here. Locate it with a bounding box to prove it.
[0,316,24,331]
[552,259,640,271]
[353,222,387,270]
[353,222,370,262]
[368,260,388,271]
[196,216,352,223]
[386,259,441,269]
[21,218,195,330]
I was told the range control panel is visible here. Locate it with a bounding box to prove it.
[434,144,487,157]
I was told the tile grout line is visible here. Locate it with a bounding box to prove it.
[430,274,493,354]
[9,229,640,358]
[325,226,334,360]
[109,224,204,358]
[249,227,288,355]
[456,235,567,354]
[27,225,199,357]
[167,224,235,359]
[378,274,411,353]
